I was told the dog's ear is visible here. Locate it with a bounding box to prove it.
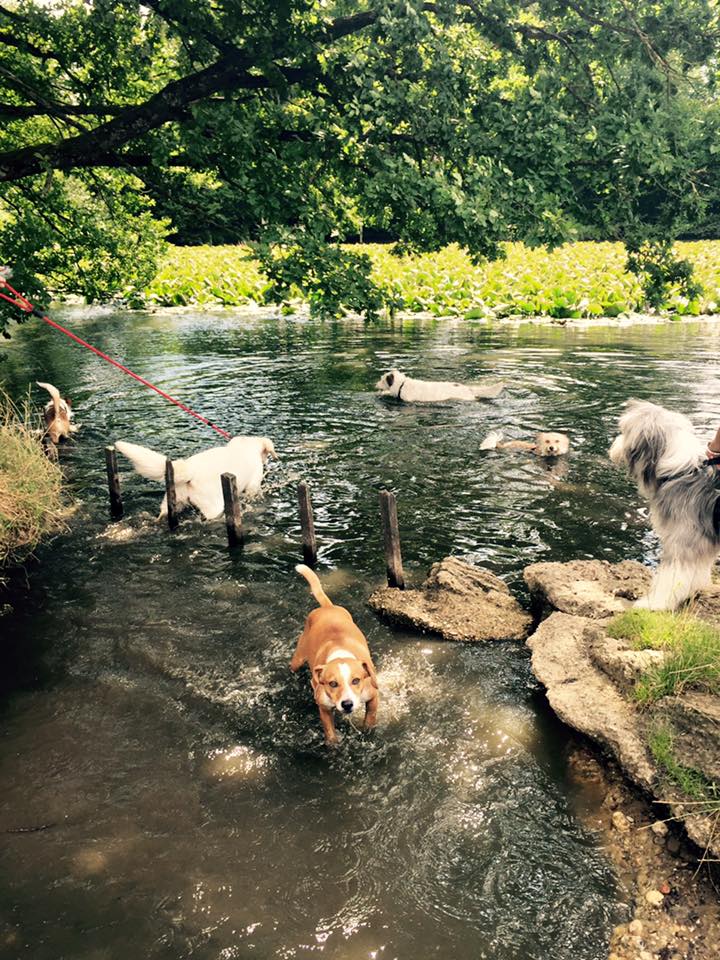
[362,661,378,690]
[386,373,394,387]
[312,665,326,688]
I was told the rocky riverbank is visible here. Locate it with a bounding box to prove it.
[369,555,720,957]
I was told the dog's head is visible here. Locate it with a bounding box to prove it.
[535,432,570,457]
[609,399,705,494]
[259,437,278,462]
[312,658,378,715]
[376,369,403,393]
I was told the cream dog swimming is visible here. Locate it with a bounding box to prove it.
[115,435,278,520]
[376,369,505,403]
[291,564,379,745]
[481,430,570,457]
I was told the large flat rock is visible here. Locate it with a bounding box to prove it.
[527,612,656,790]
[524,559,651,618]
[369,556,532,642]
[527,611,719,857]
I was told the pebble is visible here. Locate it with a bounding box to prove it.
[639,952,653,960]
[612,810,631,832]
[628,919,644,936]
[646,889,665,907]
[651,820,669,837]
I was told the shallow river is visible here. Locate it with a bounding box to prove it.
[1,308,719,960]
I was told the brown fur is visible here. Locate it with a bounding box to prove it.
[291,565,379,745]
[37,381,76,445]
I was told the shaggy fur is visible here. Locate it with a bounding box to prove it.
[609,399,720,610]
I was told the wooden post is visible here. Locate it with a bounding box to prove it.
[297,482,318,567]
[379,490,405,589]
[221,472,243,547]
[104,445,123,520]
[165,458,179,531]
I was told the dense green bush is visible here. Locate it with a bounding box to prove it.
[144,240,720,319]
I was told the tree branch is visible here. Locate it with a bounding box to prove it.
[0,3,387,183]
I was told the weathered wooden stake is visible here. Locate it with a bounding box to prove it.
[104,445,123,520]
[221,472,243,547]
[297,482,318,567]
[165,458,179,531]
[379,490,405,589]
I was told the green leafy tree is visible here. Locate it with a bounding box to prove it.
[0,0,718,325]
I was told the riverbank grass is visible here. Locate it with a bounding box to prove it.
[0,392,65,566]
[607,609,720,704]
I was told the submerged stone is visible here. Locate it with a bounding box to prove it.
[368,556,532,641]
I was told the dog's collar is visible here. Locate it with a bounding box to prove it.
[658,455,720,485]
[397,378,406,401]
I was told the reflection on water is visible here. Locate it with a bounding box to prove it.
[1,309,719,959]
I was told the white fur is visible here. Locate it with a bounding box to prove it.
[480,430,504,450]
[115,435,277,520]
[610,399,719,611]
[376,368,505,403]
[337,662,360,713]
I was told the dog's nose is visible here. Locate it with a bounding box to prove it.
[341,700,354,713]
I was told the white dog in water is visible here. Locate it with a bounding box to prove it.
[115,436,278,520]
[609,399,720,610]
[376,368,505,403]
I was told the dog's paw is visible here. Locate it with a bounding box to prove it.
[480,430,504,450]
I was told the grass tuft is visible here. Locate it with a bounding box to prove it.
[607,609,720,704]
[0,390,65,567]
[648,724,717,802]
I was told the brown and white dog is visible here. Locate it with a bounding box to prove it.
[291,564,379,745]
[480,429,570,457]
[37,381,76,444]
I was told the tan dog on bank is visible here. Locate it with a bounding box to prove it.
[291,564,379,745]
[37,381,77,444]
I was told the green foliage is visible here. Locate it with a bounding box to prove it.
[0,172,168,329]
[607,609,720,703]
[1,0,720,322]
[0,390,65,567]
[254,234,391,320]
[144,239,720,318]
[648,723,719,807]
[626,240,703,312]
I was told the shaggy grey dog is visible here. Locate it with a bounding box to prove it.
[609,399,720,610]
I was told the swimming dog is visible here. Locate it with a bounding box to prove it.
[115,436,278,520]
[610,399,720,610]
[37,381,77,444]
[291,564,379,745]
[480,430,570,457]
[376,369,505,403]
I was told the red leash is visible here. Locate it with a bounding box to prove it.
[0,276,232,440]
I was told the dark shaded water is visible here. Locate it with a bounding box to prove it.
[1,308,719,960]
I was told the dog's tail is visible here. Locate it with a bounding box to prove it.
[480,429,504,450]
[115,440,191,484]
[295,564,333,607]
[471,381,506,400]
[37,381,61,419]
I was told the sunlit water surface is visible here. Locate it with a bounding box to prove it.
[1,308,719,960]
